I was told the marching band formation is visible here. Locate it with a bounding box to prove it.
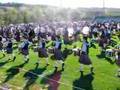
[0,21,120,76]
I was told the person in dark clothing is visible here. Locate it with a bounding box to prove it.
[5,39,16,61]
[79,37,94,74]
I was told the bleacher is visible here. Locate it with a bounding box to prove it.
[93,16,120,23]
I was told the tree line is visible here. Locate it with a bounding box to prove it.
[0,3,120,26]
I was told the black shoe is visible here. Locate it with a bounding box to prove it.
[13,56,16,62]
[46,63,50,66]
[54,66,58,73]
[116,74,120,77]
[25,59,29,63]
[3,54,5,57]
[8,58,11,61]
[90,67,95,75]
[55,66,58,69]
[62,63,65,71]
[80,71,84,77]
[35,63,39,69]
[62,63,65,68]
[35,62,39,65]
[62,67,64,71]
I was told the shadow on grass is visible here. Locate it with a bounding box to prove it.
[62,48,73,60]
[40,69,63,90]
[73,73,94,90]
[90,43,96,49]
[3,62,27,83]
[50,48,73,61]
[104,57,116,64]
[23,65,47,90]
[0,61,9,67]
[96,51,105,59]
[13,46,18,50]
[109,40,117,47]
[97,51,115,64]
[116,88,120,90]
[0,55,5,59]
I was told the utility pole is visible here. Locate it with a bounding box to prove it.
[103,0,106,15]
[59,0,62,8]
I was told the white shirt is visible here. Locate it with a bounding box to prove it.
[55,41,61,49]
[67,27,74,37]
[82,26,90,35]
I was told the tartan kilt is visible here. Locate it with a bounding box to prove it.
[38,48,48,58]
[54,49,63,60]
[28,37,33,42]
[99,38,107,48]
[99,40,104,47]
[104,37,108,44]
[15,36,20,42]
[79,52,92,65]
[51,35,56,41]
[40,33,46,39]
[21,49,29,56]
[116,55,120,67]
[6,48,13,54]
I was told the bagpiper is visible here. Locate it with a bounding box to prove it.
[19,35,32,63]
[36,38,49,66]
[5,39,16,61]
[79,36,94,75]
[0,36,5,57]
[54,36,64,71]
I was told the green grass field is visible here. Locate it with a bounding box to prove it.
[0,36,120,90]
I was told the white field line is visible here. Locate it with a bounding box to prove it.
[0,77,22,90]
[1,64,85,90]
